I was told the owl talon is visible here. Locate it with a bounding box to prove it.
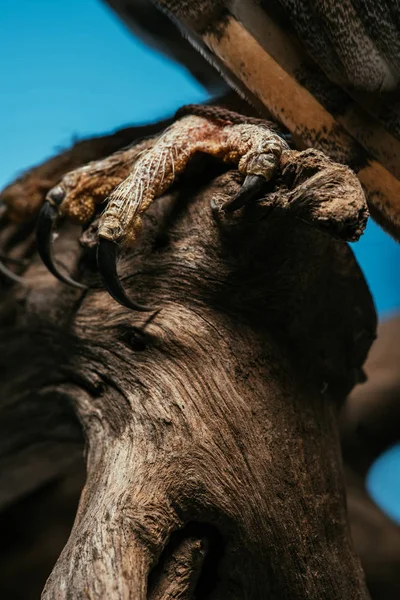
[36,200,87,290]
[222,175,266,212]
[4,109,290,307]
[97,237,155,312]
[37,113,287,309]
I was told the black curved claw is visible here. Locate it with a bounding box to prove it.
[36,200,87,290]
[222,174,266,213]
[97,237,155,312]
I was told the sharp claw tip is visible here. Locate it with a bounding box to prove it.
[97,237,155,312]
[36,200,87,290]
[47,185,66,205]
[223,174,266,213]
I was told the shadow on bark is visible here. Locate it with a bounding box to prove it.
[0,117,383,599]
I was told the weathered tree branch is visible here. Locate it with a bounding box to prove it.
[0,114,377,598]
[342,316,400,477]
[346,468,400,600]
[340,315,400,600]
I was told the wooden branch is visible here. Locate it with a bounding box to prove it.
[0,218,90,508]
[2,465,398,600]
[346,469,400,600]
[341,316,400,477]
[340,315,400,599]
[0,117,377,598]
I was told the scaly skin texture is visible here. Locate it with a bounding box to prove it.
[38,114,287,246]
[96,116,287,245]
[0,103,368,304]
[54,139,156,226]
[39,113,366,250]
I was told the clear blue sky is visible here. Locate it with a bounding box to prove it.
[1,0,399,521]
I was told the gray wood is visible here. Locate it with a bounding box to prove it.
[0,121,376,597]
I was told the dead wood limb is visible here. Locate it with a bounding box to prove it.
[346,469,400,600]
[341,316,400,477]
[0,109,379,598]
[2,463,397,600]
[1,167,375,599]
[340,315,400,600]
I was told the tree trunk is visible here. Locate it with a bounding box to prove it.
[0,121,376,598]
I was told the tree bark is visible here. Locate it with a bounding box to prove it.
[0,121,376,598]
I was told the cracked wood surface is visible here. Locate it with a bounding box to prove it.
[0,116,377,599]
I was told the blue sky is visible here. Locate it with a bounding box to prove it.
[1,0,399,521]
[1,0,208,185]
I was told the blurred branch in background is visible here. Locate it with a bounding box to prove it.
[342,315,400,600]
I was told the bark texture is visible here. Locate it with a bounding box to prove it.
[0,120,377,598]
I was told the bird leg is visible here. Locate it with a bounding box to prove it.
[1,106,369,312]
[0,123,169,284]
[35,113,289,309]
